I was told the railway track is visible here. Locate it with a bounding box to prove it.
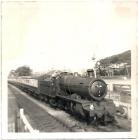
[8,84,131,132]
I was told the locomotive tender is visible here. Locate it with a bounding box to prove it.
[8,70,123,124]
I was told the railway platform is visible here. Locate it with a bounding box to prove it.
[8,86,19,132]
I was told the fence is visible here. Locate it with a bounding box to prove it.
[107,83,131,103]
[113,84,131,94]
[16,108,39,132]
[106,83,131,119]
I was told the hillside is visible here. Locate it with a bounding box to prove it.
[99,50,131,67]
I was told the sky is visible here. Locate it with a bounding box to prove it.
[3,0,137,74]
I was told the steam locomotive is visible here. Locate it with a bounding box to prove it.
[8,70,123,125]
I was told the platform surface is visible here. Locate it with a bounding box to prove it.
[8,86,19,132]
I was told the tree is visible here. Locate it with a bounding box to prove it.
[110,56,119,64]
[15,66,32,76]
[8,70,16,78]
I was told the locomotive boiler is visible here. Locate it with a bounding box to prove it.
[58,74,107,101]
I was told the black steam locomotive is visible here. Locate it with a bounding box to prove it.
[8,70,123,124]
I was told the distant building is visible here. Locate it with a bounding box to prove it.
[105,63,131,77]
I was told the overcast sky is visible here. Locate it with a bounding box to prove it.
[3,0,137,73]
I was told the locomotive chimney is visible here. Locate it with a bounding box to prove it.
[87,69,94,78]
